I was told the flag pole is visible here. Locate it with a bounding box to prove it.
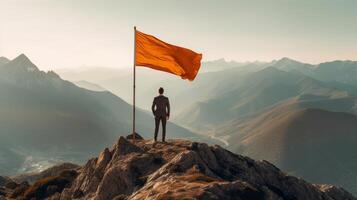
[133,26,137,142]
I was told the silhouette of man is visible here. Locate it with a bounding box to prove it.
[152,87,170,142]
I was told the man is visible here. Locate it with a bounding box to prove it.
[152,87,170,142]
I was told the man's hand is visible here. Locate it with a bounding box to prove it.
[167,115,170,120]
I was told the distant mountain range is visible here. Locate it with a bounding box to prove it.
[174,66,353,130]
[0,54,213,175]
[56,57,357,194]
[56,58,357,113]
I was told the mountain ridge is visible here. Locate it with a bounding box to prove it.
[216,102,357,195]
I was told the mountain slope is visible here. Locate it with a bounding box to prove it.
[218,102,357,195]
[0,54,208,175]
[5,135,355,200]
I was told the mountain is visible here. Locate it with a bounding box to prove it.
[268,58,357,88]
[270,57,315,76]
[0,54,211,175]
[74,80,106,92]
[313,60,357,85]
[1,135,355,200]
[0,57,10,66]
[174,67,353,131]
[213,97,357,195]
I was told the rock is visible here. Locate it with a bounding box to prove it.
[7,168,79,200]
[47,185,59,196]
[194,180,266,200]
[97,148,111,169]
[3,138,355,200]
[316,184,356,200]
[72,189,84,198]
[12,162,80,184]
[5,180,18,189]
[0,176,12,187]
[114,136,144,156]
[53,139,356,200]
[0,188,7,196]
[9,181,29,198]
[113,194,128,200]
[126,132,144,140]
[22,176,70,199]
[47,192,61,200]
[0,185,13,198]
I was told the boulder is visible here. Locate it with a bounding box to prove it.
[126,132,144,140]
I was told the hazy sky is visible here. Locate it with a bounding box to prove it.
[1,0,357,70]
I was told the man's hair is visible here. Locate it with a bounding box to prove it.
[159,87,164,94]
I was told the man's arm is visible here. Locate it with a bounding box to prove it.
[166,98,170,119]
[151,98,156,115]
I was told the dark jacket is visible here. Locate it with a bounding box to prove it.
[152,95,170,118]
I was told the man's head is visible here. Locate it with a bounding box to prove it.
[158,87,164,94]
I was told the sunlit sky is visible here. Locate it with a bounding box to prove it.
[0,0,357,70]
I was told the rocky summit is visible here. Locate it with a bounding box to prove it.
[2,134,355,200]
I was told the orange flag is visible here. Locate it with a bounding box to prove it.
[135,30,202,81]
